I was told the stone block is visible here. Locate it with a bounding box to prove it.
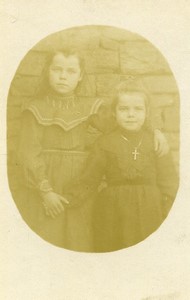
[96,74,120,96]
[120,41,170,74]
[174,94,180,108]
[150,94,175,107]
[165,133,179,150]
[162,107,180,131]
[171,150,180,173]
[101,27,143,42]
[143,76,178,93]
[84,49,119,73]
[16,51,46,76]
[33,27,100,52]
[77,74,96,97]
[100,37,119,50]
[149,107,164,130]
[61,27,100,50]
[10,75,40,96]
[32,31,64,52]
[97,96,112,105]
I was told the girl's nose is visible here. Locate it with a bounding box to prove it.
[60,70,67,79]
[128,109,135,117]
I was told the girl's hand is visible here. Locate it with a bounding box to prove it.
[154,129,170,157]
[41,191,69,218]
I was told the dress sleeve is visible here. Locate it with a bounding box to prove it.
[88,101,116,133]
[17,110,52,192]
[64,141,107,208]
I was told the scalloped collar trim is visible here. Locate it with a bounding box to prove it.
[25,97,103,131]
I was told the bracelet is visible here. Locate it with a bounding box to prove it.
[39,179,53,193]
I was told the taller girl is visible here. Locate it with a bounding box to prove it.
[18,48,103,250]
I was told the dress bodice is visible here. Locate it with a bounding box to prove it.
[23,93,103,131]
[96,129,157,185]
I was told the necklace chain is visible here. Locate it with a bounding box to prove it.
[121,134,144,160]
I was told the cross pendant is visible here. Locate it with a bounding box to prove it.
[132,148,140,160]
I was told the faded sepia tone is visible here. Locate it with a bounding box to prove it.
[7,26,179,252]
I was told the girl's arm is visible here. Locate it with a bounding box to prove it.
[17,111,49,190]
[90,101,169,156]
[154,129,169,157]
[88,101,116,134]
[147,106,169,157]
[17,111,68,217]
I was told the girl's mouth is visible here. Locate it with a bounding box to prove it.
[57,82,69,86]
[125,121,137,123]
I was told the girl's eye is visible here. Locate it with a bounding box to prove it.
[51,67,61,72]
[68,68,77,74]
[135,107,145,111]
[119,107,128,111]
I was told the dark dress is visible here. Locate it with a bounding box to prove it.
[17,91,111,251]
[65,128,179,252]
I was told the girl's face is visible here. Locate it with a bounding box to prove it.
[115,92,146,132]
[48,53,82,95]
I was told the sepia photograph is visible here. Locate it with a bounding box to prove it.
[7,25,179,252]
[2,1,190,299]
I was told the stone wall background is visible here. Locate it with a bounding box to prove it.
[7,26,180,193]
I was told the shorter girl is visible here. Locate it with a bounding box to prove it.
[64,79,179,252]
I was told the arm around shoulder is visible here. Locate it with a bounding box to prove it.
[89,100,116,133]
